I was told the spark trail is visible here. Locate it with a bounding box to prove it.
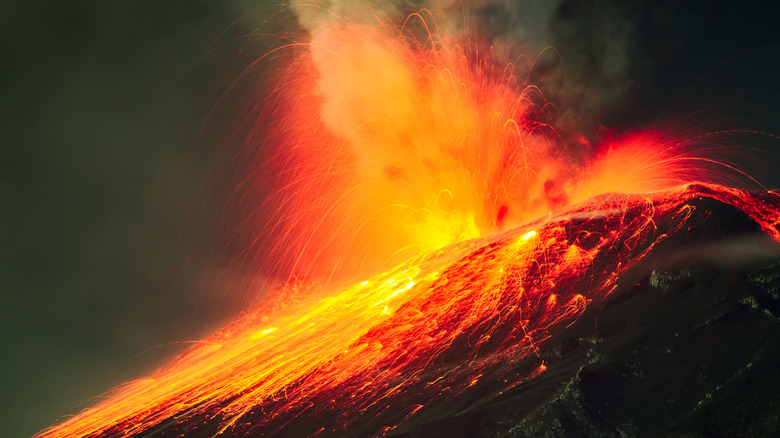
[234,12,713,283]
[37,6,780,438]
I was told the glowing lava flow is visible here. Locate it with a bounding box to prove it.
[36,9,780,438]
[37,183,780,438]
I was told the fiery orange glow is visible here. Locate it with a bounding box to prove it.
[237,16,730,284]
[38,183,780,437]
[37,7,780,438]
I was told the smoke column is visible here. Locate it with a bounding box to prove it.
[229,0,738,288]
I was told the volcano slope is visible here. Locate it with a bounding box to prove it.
[39,183,780,438]
[392,187,780,438]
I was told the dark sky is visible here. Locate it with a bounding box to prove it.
[3,1,780,437]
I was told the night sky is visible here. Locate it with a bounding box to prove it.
[3,1,780,437]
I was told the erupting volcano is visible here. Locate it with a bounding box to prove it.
[37,4,780,438]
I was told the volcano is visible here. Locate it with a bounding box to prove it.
[38,183,780,437]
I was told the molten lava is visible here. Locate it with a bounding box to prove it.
[37,183,780,438]
[37,7,780,438]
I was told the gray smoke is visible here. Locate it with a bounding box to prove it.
[286,0,644,140]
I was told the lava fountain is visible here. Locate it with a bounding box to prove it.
[37,5,780,438]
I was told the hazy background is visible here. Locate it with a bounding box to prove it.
[3,1,780,436]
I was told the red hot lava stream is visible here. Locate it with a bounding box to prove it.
[38,9,780,438]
